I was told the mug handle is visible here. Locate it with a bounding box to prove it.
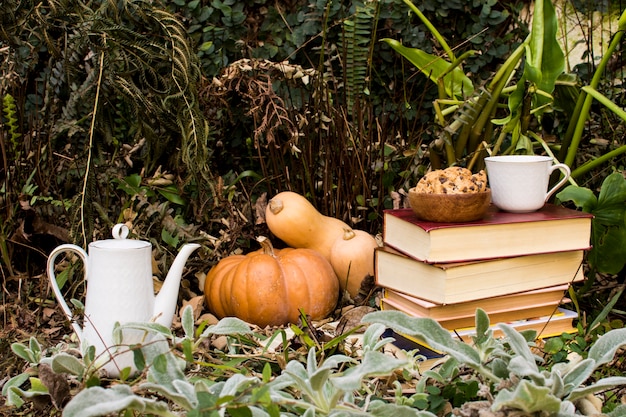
[47,244,88,339]
[545,163,571,201]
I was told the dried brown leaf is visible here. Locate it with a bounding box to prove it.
[39,363,70,410]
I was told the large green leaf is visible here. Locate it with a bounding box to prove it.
[589,223,626,274]
[525,0,564,102]
[556,186,597,213]
[597,172,626,219]
[382,39,474,99]
[557,173,626,274]
[505,0,564,149]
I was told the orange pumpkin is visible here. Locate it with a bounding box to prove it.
[204,237,339,327]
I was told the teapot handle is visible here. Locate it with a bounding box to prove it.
[47,244,88,339]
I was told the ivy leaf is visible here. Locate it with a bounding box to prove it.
[227,406,252,417]
[156,185,186,205]
[115,174,154,198]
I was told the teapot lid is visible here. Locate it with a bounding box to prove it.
[89,224,151,250]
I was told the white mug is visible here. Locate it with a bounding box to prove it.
[484,155,571,213]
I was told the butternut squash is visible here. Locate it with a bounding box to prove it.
[330,227,378,298]
[265,191,379,299]
[265,191,347,260]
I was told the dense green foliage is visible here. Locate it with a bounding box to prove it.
[0,0,529,248]
[1,0,626,413]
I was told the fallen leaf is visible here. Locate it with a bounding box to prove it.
[39,363,70,410]
[43,308,56,320]
[255,192,267,225]
[336,306,376,335]
[43,327,62,335]
[197,313,219,326]
[181,295,205,321]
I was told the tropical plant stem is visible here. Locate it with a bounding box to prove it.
[571,144,626,179]
[401,0,455,61]
[563,9,626,167]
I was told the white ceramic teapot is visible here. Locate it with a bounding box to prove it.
[47,224,200,376]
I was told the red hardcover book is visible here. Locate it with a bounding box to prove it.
[383,204,592,263]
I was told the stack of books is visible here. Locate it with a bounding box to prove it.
[376,204,593,342]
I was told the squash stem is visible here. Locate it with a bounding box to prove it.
[342,227,356,240]
[256,236,276,256]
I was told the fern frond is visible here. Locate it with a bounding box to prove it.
[341,0,378,117]
[2,94,20,149]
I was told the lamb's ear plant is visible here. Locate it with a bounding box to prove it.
[2,337,44,407]
[362,309,626,416]
[266,323,437,417]
[5,307,437,416]
[63,321,431,416]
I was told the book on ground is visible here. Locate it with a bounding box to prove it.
[382,328,448,371]
[375,246,584,304]
[383,204,592,263]
[380,286,569,330]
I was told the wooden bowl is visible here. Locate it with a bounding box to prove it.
[408,188,491,223]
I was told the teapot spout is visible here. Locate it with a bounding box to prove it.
[153,243,201,328]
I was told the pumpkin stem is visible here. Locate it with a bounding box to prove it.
[256,236,276,256]
[268,197,284,215]
[342,227,356,240]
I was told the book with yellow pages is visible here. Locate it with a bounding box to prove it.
[380,285,569,330]
[375,246,584,304]
[381,298,564,331]
[382,308,578,353]
[452,308,578,343]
